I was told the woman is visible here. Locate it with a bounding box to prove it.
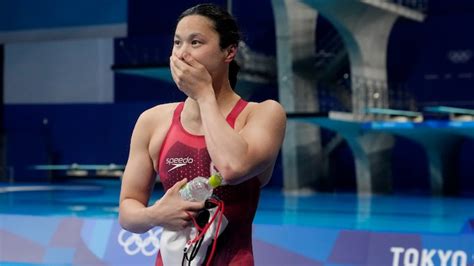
[119,3,286,265]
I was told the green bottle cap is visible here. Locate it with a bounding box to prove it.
[208,173,223,188]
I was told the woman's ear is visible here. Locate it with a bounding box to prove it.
[224,45,237,63]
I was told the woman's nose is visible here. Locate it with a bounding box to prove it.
[173,46,187,60]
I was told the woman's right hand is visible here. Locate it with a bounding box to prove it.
[147,178,205,231]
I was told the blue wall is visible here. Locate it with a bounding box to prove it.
[386,0,474,194]
[4,103,153,181]
[388,0,474,108]
[0,0,127,31]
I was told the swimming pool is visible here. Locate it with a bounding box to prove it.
[1,179,474,265]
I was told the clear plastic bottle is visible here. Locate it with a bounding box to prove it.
[179,173,223,201]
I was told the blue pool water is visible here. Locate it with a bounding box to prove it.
[1,179,473,234]
[1,179,474,265]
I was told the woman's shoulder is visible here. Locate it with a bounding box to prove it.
[138,102,181,122]
[247,99,286,119]
[234,99,285,132]
[250,99,284,108]
[132,102,181,133]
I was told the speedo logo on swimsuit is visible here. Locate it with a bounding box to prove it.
[166,157,194,172]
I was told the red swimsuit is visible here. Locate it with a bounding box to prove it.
[156,99,261,266]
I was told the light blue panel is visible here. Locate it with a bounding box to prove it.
[422,234,474,254]
[324,264,358,266]
[5,39,114,104]
[253,224,339,261]
[43,247,75,264]
[0,263,45,266]
[81,218,114,259]
[365,121,416,129]
[80,219,95,245]
[0,214,60,246]
[0,0,127,31]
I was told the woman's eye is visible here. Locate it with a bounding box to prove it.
[173,40,181,46]
[191,40,201,46]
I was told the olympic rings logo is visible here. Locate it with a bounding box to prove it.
[447,50,472,64]
[118,228,162,256]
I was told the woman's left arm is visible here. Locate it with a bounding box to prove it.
[198,97,286,184]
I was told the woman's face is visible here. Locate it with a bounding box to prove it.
[173,15,227,77]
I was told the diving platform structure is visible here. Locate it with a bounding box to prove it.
[290,106,474,195]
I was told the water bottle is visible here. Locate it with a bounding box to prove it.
[179,173,223,201]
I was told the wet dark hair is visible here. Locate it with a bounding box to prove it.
[177,3,241,89]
